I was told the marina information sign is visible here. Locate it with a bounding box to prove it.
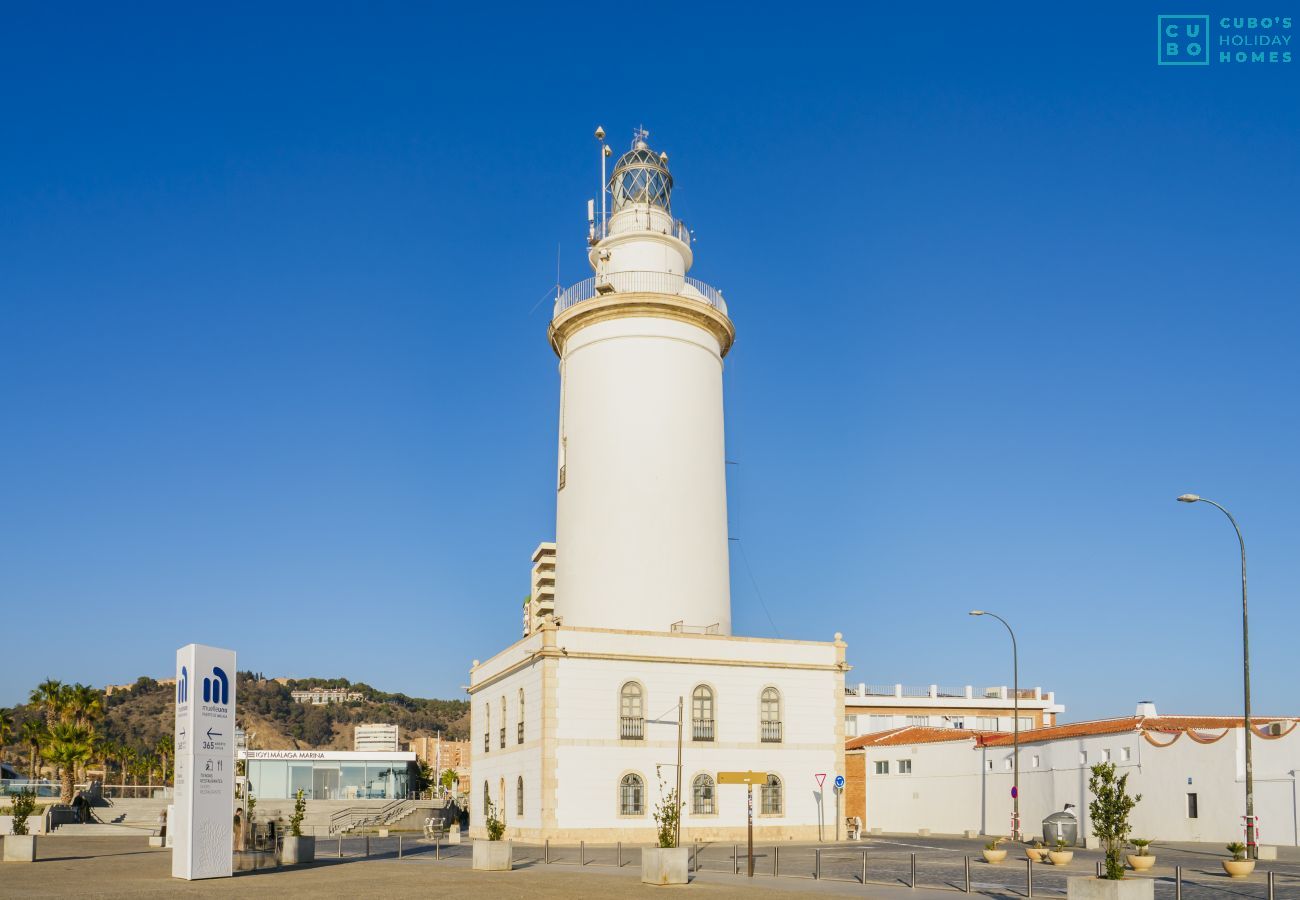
[172,643,236,880]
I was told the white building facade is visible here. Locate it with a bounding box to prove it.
[844,682,1063,737]
[849,706,1300,846]
[468,129,846,842]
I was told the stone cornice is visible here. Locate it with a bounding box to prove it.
[548,292,735,358]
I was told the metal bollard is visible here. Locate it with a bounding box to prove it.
[1175,865,1182,900]
[1096,860,1103,877]
[773,845,779,877]
[365,835,370,857]
[545,838,549,864]
[734,843,739,875]
[815,847,821,880]
[436,838,440,861]
[1268,869,1275,900]
[1026,858,1033,897]
[861,849,868,885]
[617,841,622,868]
[398,835,403,859]
[580,840,585,867]
[964,855,971,893]
[910,852,917,888]
[338,837,343,858]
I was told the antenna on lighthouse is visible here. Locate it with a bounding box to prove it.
[594,125,609,238]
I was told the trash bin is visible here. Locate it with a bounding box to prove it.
[1042,807,1078,846]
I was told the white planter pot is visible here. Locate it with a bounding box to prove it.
[1066,876,1155,900]
[3,834,37,863]
[1126,854,1155,871]
[282,835,316,865]
[641,846,690,885]
[472,839,513,871]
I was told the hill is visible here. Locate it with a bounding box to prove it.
[2,673,469,763]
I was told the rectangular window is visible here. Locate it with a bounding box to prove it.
[975,717,998,730]
[1017,717,1033,730]
[1120,747,1131,762]
[951,717,966,729]
[906,715,930,727]
[874,760,889,775]
[1079,751,1087,765]
[869,715,893,731]
[897,759,912,774]
[845,715,859,738]
[1187,793,1198,818]
[986,759,994,770]
[1103,748,1112,762]
[1032,755,1040,768]
[1004,758,1013,770]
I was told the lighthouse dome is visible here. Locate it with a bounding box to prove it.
[608,141,673,213]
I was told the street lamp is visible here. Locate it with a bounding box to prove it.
[1177,493,1256,858]
[971,609,1021,842]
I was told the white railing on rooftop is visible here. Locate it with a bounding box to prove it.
[554,271,726,317]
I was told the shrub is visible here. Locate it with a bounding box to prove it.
[1088,762,1142,880]
[984,836,1005,852]
[290,789,306,837]
[485,800,505,841]
[652,781,682,850]
[6,789,37,835]
[1226,842,1246,860]
[1131,838,1152,854]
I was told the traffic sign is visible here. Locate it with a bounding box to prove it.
[1011,786,1018,799]
[833,774,845,790]
[815,773,826,789]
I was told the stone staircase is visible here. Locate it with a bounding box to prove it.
[52,822,158,836]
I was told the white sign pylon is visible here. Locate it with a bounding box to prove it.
[172,643,236,880]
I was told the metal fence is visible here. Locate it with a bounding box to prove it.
[554,272,726,316]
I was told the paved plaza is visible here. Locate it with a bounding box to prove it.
[3,835,1298,898]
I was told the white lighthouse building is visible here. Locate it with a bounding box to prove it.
[469,129,846,843]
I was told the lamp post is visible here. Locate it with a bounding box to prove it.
[971,609,1020,842]
[1177,493,1255,858]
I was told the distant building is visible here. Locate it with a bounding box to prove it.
[844,682,1063,737]
[844,702,1300,845]
[104,677,176,697]
[239,749,416,800]
[354,723,399,752]
[406,735,470,791]
[291,687,363,705]
[522,542,556,636]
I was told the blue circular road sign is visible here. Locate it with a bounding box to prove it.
[834,775,845,790]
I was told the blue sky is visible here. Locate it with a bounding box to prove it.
[2,4,1297,721]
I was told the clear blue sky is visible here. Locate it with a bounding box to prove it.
[2,4,1297,721]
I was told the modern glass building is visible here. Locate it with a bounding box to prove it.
[239,750,416,801]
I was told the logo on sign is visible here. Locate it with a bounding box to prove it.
[834,775,846,790]
[178,666,188,703]
[203,666,229,705]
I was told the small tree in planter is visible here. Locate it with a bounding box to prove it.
[642,775,688,885]
[2,788,39,862]
[1065,763,1150,899]
[1127,839,1155,871]
[472,800,511,870]
[1223,842,1255,878]
[281,789,315,864]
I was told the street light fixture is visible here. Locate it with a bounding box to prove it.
[1177,493,1256,858]
[970,609,1021,842]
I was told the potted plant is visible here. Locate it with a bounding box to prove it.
[1048,837,1074,866]
[1127,839,1155,871]
[2,789,39,863]
[982,836,1007,864]
[1026,839,1047,862]
[1222,842,1255,878]
[1065,762,1151,898]
[472,800,512,871]
[281,789,315,864]
[642,777,688,885]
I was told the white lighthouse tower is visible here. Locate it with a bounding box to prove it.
[550,129,735,635]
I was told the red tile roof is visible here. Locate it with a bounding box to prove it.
[846,726,1002,750]
[976,715,1295,748]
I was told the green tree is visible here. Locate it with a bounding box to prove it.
[1088,762,1142,880]
[0,707,13,749]
[156,735,174,786]
[30,679,67,729]
[440,768,457,793]
[46,723,93,805]
[21,719,46,781]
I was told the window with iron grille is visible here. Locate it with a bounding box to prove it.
[620,682,644,740]
[619,773,644,815]
[691,774,716,815]
[692,685,715,741]
[760,687,782,743]
[760,774,782,815]
[516,776,524,817]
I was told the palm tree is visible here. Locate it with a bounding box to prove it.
[45,723,93,805]
[21,719,46,781]
[0,708,13,751]
[30,679,65,729]
[68,684,103,730]
[120,746,138,791]
[156,736,174,787]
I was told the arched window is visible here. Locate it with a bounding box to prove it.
[518,687,525,744]
[760,687,782,743]
[620,682,644,740]
[516,776,524,816]
[691,685,715,741]
[619,773,645,815]
[760,773,783,815]
[691,773,716,815]
[483,703,491,752]
[500,695,507,748]
[483,780,491,816]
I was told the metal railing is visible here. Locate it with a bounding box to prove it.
[499,727,505,749]
[692,719,715,742]
[1,779,61,798]
[761,720,783,743]
[670,620,721,635]
[554,271,726,316]
[591,208,690,245]
[517,722,524,744]
[483,732,489,752]
[619,716,644,740]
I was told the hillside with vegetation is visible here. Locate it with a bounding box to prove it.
[0,674,469,794]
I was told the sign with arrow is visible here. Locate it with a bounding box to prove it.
[173,643,236,881]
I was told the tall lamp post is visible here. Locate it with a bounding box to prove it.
[1177,493,1256,858]
[971,609,1020,842]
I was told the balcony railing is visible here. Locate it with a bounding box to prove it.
[517,722,524,744]
[620,716,645,740]
[555,271,726,316]
[499,727,506,749]
[761,720,783,743]
[483,733,489,752]
[692,718,715,742]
